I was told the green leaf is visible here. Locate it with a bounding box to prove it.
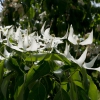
[41,76,53,94]
[25,53,71,65]
[74,81,84,89]
[88,75,98,100]
[5,58,23,75]
[25,65,39,86]
[25,61,50,86]
[45,53,71,65]
[77,86,90,100]
[11,58,19,67]
[54,88,70,100]
[61,82,68,91]
[80,68,89,91]
[72,71,81,81]
[28,81,46,100]
[69,81,78,100]
[1,72,15,99]
[49,60,60,71]
[14,76,25,100]
[25,54,46,61]
[27,6,35,19]
[0,60,4,86]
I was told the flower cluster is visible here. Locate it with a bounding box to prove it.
[0,22,100,72]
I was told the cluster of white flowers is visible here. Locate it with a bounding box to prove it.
[0,22,100,71]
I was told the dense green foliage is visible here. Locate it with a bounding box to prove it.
[0,0,100,100]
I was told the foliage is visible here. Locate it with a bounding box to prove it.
[0,0,100,100]
[1,0,100,37]
[0,23,99,100]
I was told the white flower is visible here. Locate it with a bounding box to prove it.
[14,26,21,41]
[3,47,11,58]
[17,32,23,49]
[4,37,23,52]
[26,37,40,51]
[40,22,68,50]
[64,42,74,60]
[72,47,88,66]
[0,25,12,36]
[68,25,78,45]
[79,30,93,45]
[55,42,73,61]
[71,47,100,71]
[0,31,2,42]
[23,32,29,49]
[83,54,99,69]
[0,55,5,60]
[68,25,93,45]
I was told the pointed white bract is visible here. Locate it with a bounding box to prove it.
[61,29,68,39]
[14,26,21,41]
[64,42,69,56]
[83,54,99,68]
[82,66,100,72]
[0,23,99,72]
[17,32,23,49]
[43,28,52,42]
[7,26,14,38]
[5,37,14,48]
[0,31,2,42]
[23,32,29,49]
[4,47,11,58]
[1,25,12,36]
[74,47,88,66]
[79,30,93,45]
[41,21,46,35]
[0,55,5,60]
[68,25,93,45]
[68,25,78,45]
[64,42,73,60]
[26,38,40,51]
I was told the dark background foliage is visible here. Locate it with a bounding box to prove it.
[0,0,100,99]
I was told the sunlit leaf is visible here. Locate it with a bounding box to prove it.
[28,7,35,19]
[74,81,84,89]
[88,75,98,100]
[25,53,46,61]
[25,61,50,86]
[61,82,68,91]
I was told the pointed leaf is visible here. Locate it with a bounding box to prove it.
[25,53,46,61]
[25,61,50,86]
[69,81,78,100]
[54,88,70,100]
[1,72,15,99]
[14,76,25,100]
[88,75,98,100]
[28,82,46,100]
[0,61,4,85]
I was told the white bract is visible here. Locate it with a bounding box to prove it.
[40,22,68,50]
[68,25,93,45]
[0,23,99,72]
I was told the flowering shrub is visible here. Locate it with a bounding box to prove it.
[0,23,99,100]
